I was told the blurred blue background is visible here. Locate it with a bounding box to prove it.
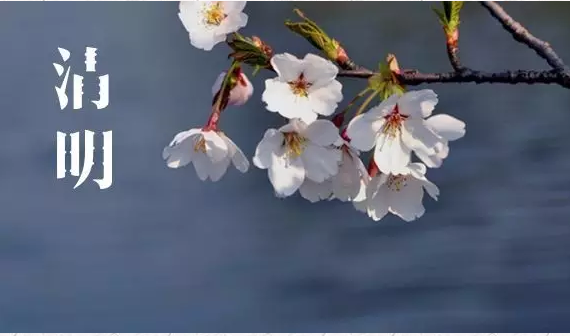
[0,1,570,331]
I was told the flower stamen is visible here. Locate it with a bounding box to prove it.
[382,104,408,138]
[203,2,227,26]
[288,73,312,97]
[387,174,407,192]
[194,136,207,153]
[283,132,307,158]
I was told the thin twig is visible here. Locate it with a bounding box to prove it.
[480,1,569,72]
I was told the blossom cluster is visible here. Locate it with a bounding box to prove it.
[165,1,466,222]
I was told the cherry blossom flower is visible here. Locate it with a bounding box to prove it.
[347,90,465,174]
[298,138,369,203]
[211,68,254,106]
[354,162,439,222]
[163,128,249,181]
[262,53,343,124]
[253,119,342,197]
[178,1,248,51]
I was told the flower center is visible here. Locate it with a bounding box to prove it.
[288,73,311,97]
[283,132,307,158]
[203,2,227,26]
[382,104,408,138]
[194,135,207,153]
[387,174,408,192]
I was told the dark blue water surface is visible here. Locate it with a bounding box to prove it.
[0,1,570,331]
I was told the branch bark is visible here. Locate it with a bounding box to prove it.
[480,1,569,72]
[338,68,570,88]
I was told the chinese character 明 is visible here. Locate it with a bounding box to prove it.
[56,130,113,189]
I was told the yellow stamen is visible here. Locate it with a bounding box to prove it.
[387,175,408,192]
[204,2,226,26]
[283,132,307,158]
[288,73,311,97]
[194,136,207,153]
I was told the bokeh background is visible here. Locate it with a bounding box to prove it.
[0,1,570,331]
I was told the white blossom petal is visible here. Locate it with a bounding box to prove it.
[307,80,343,117]
[346,114,386,152]
[398,89,438,118]
[403,119,441,152]
[426,114,466,141]
[302,144,341,183]
[300,179,333,203]
[219,12,248,34]
[262,79,316,122]
[374,133,411,175]
[253,129,284,169]
[223,1,247,13]
[192,153,211,181]
[388,179,425,222]
[302,53,339,86]
[208,158,231,182]
[162,129,202,168]
[268,154,305,197]
[220,134,249,173]
[332,151,362,201]
[303,119,341,146]
[271,53,303,82]
[202,131,228,162]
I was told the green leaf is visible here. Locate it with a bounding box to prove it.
[285,9,340,62]
[434,1,463,34]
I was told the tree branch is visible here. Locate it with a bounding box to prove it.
[338,68,570,88]
[480,1,569,72]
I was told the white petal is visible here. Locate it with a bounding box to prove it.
[398,89,438,118]
[187,30,226,51]
[352,177,369,203]
[223,1,247,13]
[278,118,307,133]
[407,162,427,178]
[414,146,443,168]
[426,114,466,141]
[270,53,303,82]
[192,153,211,181]
[388,179,425,222]
[307,80,343,117]
[268,154,305,197]
[162,129,201,168]
[302,144,341,183]
[262,79,315,121]
[302,53,339,85]
[219,12,248,35]
[403,119,441,152]
[202,131,228,162]
[299,179,333,203]
[346,114,385,152]
[366,185,390,221]
[209,158,231,182]
[253,129,283,169]
[220,134,250,173]
[366,94,399,118]
[332,152,361,201]
[374,133,411,175]
[303,119,341,146]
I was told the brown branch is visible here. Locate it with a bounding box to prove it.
[480,1,569,72]
[339,68,570,88]
[446,30,464,72]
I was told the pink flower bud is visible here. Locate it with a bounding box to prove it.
[211,70,254,107]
